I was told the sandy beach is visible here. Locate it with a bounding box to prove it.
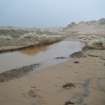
[0,19,105,105]
[0,38,105,105]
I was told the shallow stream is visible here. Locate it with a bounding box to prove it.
[0,40,84,73]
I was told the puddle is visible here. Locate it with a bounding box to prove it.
[0,41,84,73]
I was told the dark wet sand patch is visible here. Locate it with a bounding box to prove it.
[70,51,86,58]
[0,63,40,82]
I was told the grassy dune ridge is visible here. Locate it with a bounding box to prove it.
[0,27,65,52]
[0,18,105,52]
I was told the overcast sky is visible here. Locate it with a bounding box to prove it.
[0,0,105,27]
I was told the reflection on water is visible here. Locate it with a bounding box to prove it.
[0,41,84,73]
[21,46,48,55]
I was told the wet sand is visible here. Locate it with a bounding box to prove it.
[0,43,105,105]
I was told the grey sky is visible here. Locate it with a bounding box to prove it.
[0,0,105,27]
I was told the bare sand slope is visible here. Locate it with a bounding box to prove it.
[0,49,105,105]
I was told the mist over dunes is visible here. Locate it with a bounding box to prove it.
[0,0,105,27]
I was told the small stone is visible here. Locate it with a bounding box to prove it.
[64,101,75,105]
[74,61,79,64]
[62,83,75,89]
[28,90,37,98]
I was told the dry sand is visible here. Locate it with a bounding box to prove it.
[0,47,105,105]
